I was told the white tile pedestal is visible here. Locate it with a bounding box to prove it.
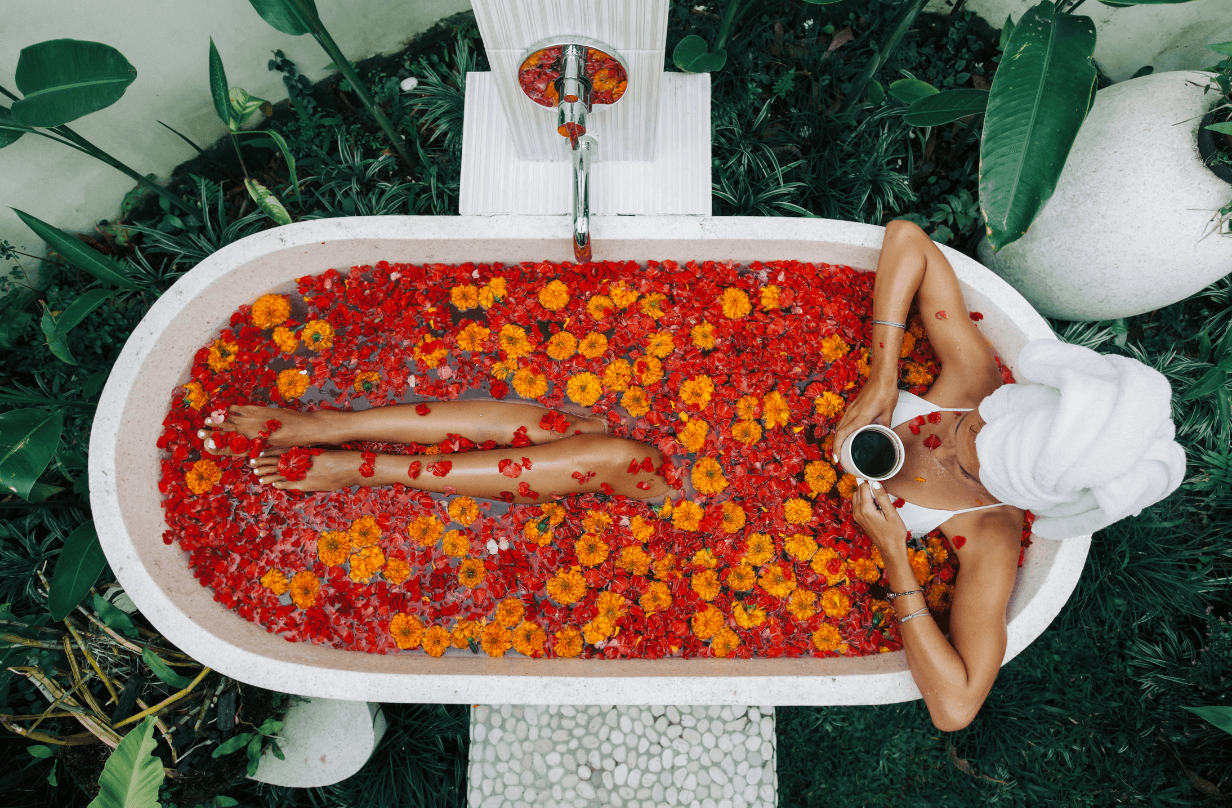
[468,705,777,808]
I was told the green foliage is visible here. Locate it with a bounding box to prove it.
[12,209,142,291]
[141,647,192,689]
[47,520,104,620]
[11,39,137,128]
[408,32,480,154]
[88,716,164,808]
[0,408,63,501]
[673,34,729,73]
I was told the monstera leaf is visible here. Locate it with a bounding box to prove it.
[11,39,137,128]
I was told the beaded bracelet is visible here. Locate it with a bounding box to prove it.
[871,319,907,329]
[885,588,922,601]
[899,607,931,625]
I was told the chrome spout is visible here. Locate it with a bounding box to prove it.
[572,135,596,263]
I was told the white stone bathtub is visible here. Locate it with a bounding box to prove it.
[89,215,1090,705]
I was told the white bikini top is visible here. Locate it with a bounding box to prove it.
[889,390,1009,539]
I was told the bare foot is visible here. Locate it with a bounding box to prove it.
[199,404,333,456]
[250,449,365,492]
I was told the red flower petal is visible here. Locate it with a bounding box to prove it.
[935,310,948,320]
[512,426,533,448]
[641,457,655,473]
[227,432,249,453]
[517,481,539,500]
[926,411,941,424]
[415,403,432,416]
[923,434,941,450]
[953,535,967,549]
[636,481,651,491]
[627,459,641,474]
[892,497,905,508]
[408,461,422,480]
[499,458,523,478]
[969,311,983,321]
[521,457,532,469]
[430,460,452,477]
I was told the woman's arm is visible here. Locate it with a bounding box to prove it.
[854,480,1020,731]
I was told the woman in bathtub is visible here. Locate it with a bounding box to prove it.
[198,219,1184,731]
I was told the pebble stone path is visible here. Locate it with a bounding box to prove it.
[468,704,777,808]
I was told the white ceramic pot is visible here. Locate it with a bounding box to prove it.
[979,70,1232,322]
[251,699,386,788]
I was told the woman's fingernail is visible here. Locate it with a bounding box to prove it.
[871,480,882,490]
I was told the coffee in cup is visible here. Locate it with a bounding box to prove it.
[839,424,905,481]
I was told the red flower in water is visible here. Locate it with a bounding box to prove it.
[277,447,322,481]
[923,434,941,451]
[539,411,570,433]
[227,432,250,453]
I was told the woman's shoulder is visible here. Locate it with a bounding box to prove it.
[943,504,1025,564]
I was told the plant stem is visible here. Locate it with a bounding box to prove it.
[835,0,929,122]
[715,0,748,54]
[230,133,251,178]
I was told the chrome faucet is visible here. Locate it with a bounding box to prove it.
[518,38,628,264]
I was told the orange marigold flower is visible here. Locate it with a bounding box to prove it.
[316,530,351,567]
[260,568,289,595]
[566,372,603,406]
[680,375,714,409]
[762,391,790,429]
[277,368,310,400]
[732,602,766,628]
[538,280,570,311]
[811,547,849,586]
[856,347,871,377]
[616,545,652,576]
[604,359,632,392]
[788,588,818,620]
[582,509,613,535]
[927,581,954,611]
[512,367,549,399]
[691,321,716,349]
[691,606,725,640]
[353,371,381,393]
[578,332,608,359]
[585,294,615,320]
[639,580,672,614]
[691,569,721,601]
[541,502,566,527]
[251,294,291,329]
[421,625,451,657]
[736,395,761,420]
[621,386,650,417]
[185,458,222,495]
[384,555,411,584]
[575,533,610,567]
[553,626,584,657]
[482,277,508,307]
[812,623,843,653]
[711,626,740,657]
[837,473,859,499]
[491,360,516,379]
[819,334,850,363]
[633,354,663,386]
[450,619,481,649]
[909,548,933,585]
[745,532,775,567]
[349,515,383,547]
[498,324,534,359]
[691,548,718,569]
[902,361,934,387]
[758,563,796,598]
[183,380,208,410]
[672,499,704,532]
[609,281,639,309]
[852,557,881,584]
[760,284,781,310]
[457,558,486,588]
[480,622,513,657]
[719,287,751,319]
[546,567,588,605]
[595,591,629,624]
[909,317,926,339]
[731,419,762,446]
[415,335,448,369]
[447,496,479,527]
[821,588,852,619]
[725,563,756,592]
[653,552,678,581]
[443,530,471,557]
[512,620,547,656]
[348,544,384,582]
[301,320,335,350]
[639,292,667,319]
[456,321,490,352]
[804,461,837,496]
[408,515,444,547]
[546,331,578,360]
[207,338,238,372]
[495,597,526,628]
[721,501,746,533]
[784,497,814,526]
[784,532,819,561]
[630,515,654,542]
[676,418,708,453]
[900,329,917,358]
[691,457,728,495]
[646,331,675,359]
[582,619,612,645]
[289,570,319,610]
[814,391,845,420]
[451,284,480,310]
[389,613,425,649]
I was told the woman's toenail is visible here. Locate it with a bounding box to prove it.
[197,430,205,438]
[206,440,215,450]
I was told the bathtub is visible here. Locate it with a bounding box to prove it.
[89,215,1089,705]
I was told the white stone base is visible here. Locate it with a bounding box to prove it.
[468,705,777,808]
[251,698,387,788]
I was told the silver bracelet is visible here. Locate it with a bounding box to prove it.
[871,319,907,330]
[898,607,931,625]
[885,588,922,601]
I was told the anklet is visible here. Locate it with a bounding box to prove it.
[359,451,377,478]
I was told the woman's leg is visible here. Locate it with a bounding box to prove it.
[199,400,604,455]
[248,433,673,503]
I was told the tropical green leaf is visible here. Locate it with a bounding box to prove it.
[228,87,269,130]
[246,734,263,776]
[244,179,292,226]
[0,408,63,502]
[88,716,164,808]
[142,647,191,689]
[0,107,31,149]
[255,718,283,736]
[11,39,137,128]
[48,520,104,620]
[999,15,1015,51]
[12,209,141,290]
[980,1,1097,251]
[1181,705,1232,736]
[1205,122,1232,136]
[1180,366,1230,401]
[41,288,115,365]
[211,732,256,757]
[888,78,939,105]
[92,594,139,639]
[866,78,885,105]
[245,0,320,36]
[27,482,66,503]
[673,35,727,73]
[27,745,56,759]
[239,129,299,197]
[1208,41,1232,57]
[905,89,989,127]
[208,38,231,128]
[1099,0,1200,4]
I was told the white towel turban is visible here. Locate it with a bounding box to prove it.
[974,339,1187,540]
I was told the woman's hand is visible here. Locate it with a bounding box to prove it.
[852,480,910,559]
[831,378,899,464]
